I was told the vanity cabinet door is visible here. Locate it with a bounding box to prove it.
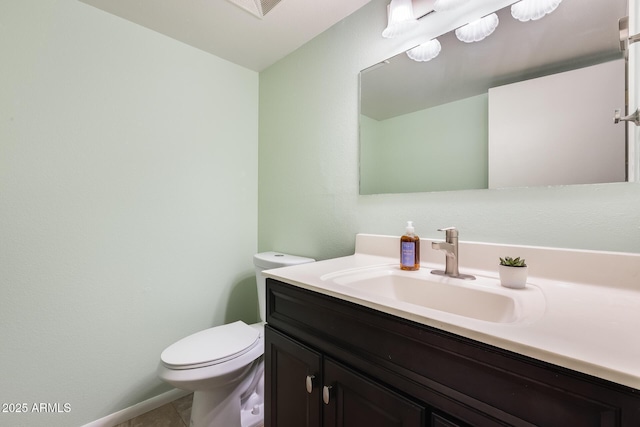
[265,326,322,427]
[322,357,425,427]
[266,325,426,427]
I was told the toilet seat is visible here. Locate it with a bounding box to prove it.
[161,321,260,370]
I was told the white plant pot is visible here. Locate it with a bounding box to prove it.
[498,265,528,289]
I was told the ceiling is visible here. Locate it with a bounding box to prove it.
[80,0,373,71]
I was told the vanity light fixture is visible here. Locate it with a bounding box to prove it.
[433,0,470,12]
[407,38,442,62]
[455,13,499,43]
[382,0,419,38]
[510,0,563,22]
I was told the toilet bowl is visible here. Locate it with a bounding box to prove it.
[157,252,314,427]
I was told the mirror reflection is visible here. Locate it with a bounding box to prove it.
[359,0,628,195]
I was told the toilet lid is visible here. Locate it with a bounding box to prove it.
[161,321,260,370]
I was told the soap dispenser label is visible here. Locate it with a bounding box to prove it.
[401,242,415,266]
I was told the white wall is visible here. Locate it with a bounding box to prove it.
[0,1,258,426]
[258,0,640,259]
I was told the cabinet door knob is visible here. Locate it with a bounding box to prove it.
[322,385,333,405]
[305,375,315,394]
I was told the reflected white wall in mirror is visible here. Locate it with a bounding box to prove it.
[489,59,625,188]
[359,0,628,195]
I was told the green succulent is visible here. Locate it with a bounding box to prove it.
[499,257,527,267]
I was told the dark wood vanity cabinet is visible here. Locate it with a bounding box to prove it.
[265,279,640,427]
[266,326,426,427]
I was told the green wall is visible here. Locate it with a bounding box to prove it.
[0,1,258,425]
[259,0,640,259]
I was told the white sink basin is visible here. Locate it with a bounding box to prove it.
[322,265,545,324]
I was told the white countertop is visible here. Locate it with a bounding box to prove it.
[264,234,640,390]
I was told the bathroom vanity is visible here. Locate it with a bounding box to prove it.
[263,234,640,426]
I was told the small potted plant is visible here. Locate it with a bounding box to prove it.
[498,257,528,289]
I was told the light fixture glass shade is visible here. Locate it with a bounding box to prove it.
[407,39,441,62]
[433,0,470,12]
[511,0,563,22]
[455,13,499,43]
[382,0,419,38]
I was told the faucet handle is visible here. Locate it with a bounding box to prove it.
[437,227,458,238]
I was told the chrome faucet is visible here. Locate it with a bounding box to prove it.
[431,227,475,280]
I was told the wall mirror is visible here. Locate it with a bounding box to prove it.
[359,0,628,195]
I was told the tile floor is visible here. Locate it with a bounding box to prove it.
[114,393,193,427]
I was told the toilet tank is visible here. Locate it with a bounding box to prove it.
[253,252,315,322]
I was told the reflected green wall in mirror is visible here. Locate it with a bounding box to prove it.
[360,94,488,194]
[359,0,628,195]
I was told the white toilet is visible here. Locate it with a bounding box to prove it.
[157,252,314,427]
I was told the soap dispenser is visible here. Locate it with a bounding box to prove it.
[400,221,420,271]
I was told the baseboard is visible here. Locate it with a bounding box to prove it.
[81,388,190,427]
